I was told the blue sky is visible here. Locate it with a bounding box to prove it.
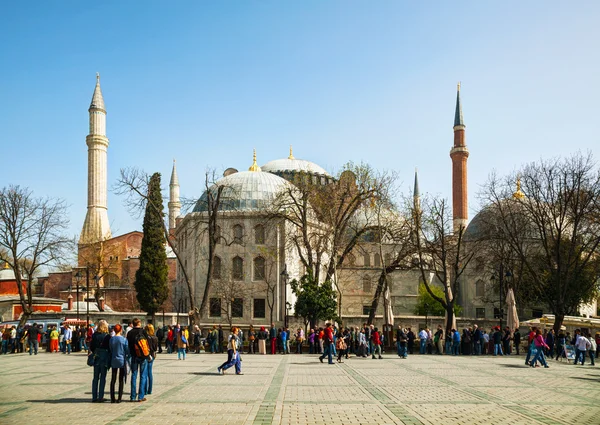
[1,2,599,240]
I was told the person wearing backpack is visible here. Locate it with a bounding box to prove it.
[90,320,111,402]
[126,318,149,402]
[175,324,188,360]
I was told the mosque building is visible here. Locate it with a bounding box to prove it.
[36,75,552,327]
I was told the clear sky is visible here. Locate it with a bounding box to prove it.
[1,2,599,240]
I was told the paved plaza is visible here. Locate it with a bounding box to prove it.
[1,350,599,425]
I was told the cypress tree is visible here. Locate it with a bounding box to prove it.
[135,172,169,318]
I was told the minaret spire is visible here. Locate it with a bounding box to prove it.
[80,74,111,244]
[450,82,469,232]
[413,168,421,225]
[169,159,181,231]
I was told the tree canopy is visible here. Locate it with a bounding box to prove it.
[290,273,338,328]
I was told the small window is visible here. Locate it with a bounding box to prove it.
[374,253,381,267]
[475,280,485,297]
[253,298,266,318]
[212,256,222,279]
[209,298,221,317]
[362,276,371,293]
[232,298,244,318]
[476,308,486,319]
[493,308,502,319]
[232,256,244,280]
[347,253,356,266]
[363,254,371,267]
[254,225,265,245]
[233,224,244,244]
[362,305,373,316]
[253,256,265,281]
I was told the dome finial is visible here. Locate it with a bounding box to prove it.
[513,176,525,199]
[248,149,261,172]
[288,145,295,160]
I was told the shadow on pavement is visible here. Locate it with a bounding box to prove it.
[498,364,529,368]
[188,372,218,376]
[27,398,90,404]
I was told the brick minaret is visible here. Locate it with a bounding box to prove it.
[80,74,111,244]
[450,82,469,232]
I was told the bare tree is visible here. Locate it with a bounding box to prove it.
[0,186,73,326]
[268,162,395,316]
[479,153,600,334]
[211,268,251,329]
[411,196,478,335]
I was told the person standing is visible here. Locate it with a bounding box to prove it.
[502,327,512,355]
[308,329,316,354]
[27,323,41,355]
[109,324,128,403]
[452,329,461,355]
[257,326,267,355]
[545,329,555,358]
[49,326,59,353]
[166,326,174,354]
[371,327,383,359]
[574,332,591,366]
[473,325,482,355]
[269,323,277,355]
[418,328,427,355]
[145,324,158,395]
[588,332,596,366]
[175,324,188,360]
[126,318,149,402]
[513,329,521,356]
[434,326,444,355]
[319,323,334,364]
[336,331,348,363]
[396,326,408,359]
[90,320,111,402]
[248,325,256,354]
[407,328,415,355]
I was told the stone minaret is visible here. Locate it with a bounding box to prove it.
[168,159,181,231]
[80,74,111,245]
[413,168,421,228]
[450,82,469,232]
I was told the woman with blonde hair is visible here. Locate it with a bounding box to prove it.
[144,324,158,395]
[90,320,111,402]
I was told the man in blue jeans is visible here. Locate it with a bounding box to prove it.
[319,323,334,364]
[418,329,428,354]
[127,318,148,402]
[452,329,461,355]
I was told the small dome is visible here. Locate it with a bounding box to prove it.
[193,171,291,212]
[261,158,330,177]
[0,265,16,281]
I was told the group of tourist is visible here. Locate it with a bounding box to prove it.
[87,318,161,403]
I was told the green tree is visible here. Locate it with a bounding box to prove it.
[414,283,462,317]
[135,173,169,319]
[290,273,338,329]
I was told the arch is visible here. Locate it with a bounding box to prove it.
[232,256,244,280]
[362,276,372,293]
[212,256,222,279]
[104,272,120,287]
[374,253,381,267]
[233,224,244,244]
[253,256,266,281]
[254,224,265,245]
[363,254,371,267]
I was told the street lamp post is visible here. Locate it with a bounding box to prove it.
[74,271,82,320]
[492,266,512,329]
[281,264,289,328]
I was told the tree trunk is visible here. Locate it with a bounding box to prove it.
[445,301,456,335]
[553,313,565,336]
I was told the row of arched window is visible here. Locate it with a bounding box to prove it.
[214,224,265,245]
[212,255,266,281]
[346,253,383,267]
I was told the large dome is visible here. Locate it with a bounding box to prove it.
[193,171,291,212]
[261,158,330,177]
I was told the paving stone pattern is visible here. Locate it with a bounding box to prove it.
[0,351,599,424]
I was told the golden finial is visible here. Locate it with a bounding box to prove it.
[96,72,100,82]
[457,81,461,91]
[513,176,525,199]
[248,149,261,172]
[3,262,9,269]
[288,145,295,160]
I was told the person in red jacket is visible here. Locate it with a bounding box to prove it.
[318,323,334,364]
[371,327,383,359]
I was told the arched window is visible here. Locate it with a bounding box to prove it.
[254,225,265,245]
[363,254,371,267]
[362,276,372,293]
[374,253,381,267]
[104,273,120,287]
[233,224,244,244]
[212,256,222,279]
[232,256,244,280]
[253,256,265,281]
[475,280,485,297]
[215,225,221,244]
[347,253,356,266]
